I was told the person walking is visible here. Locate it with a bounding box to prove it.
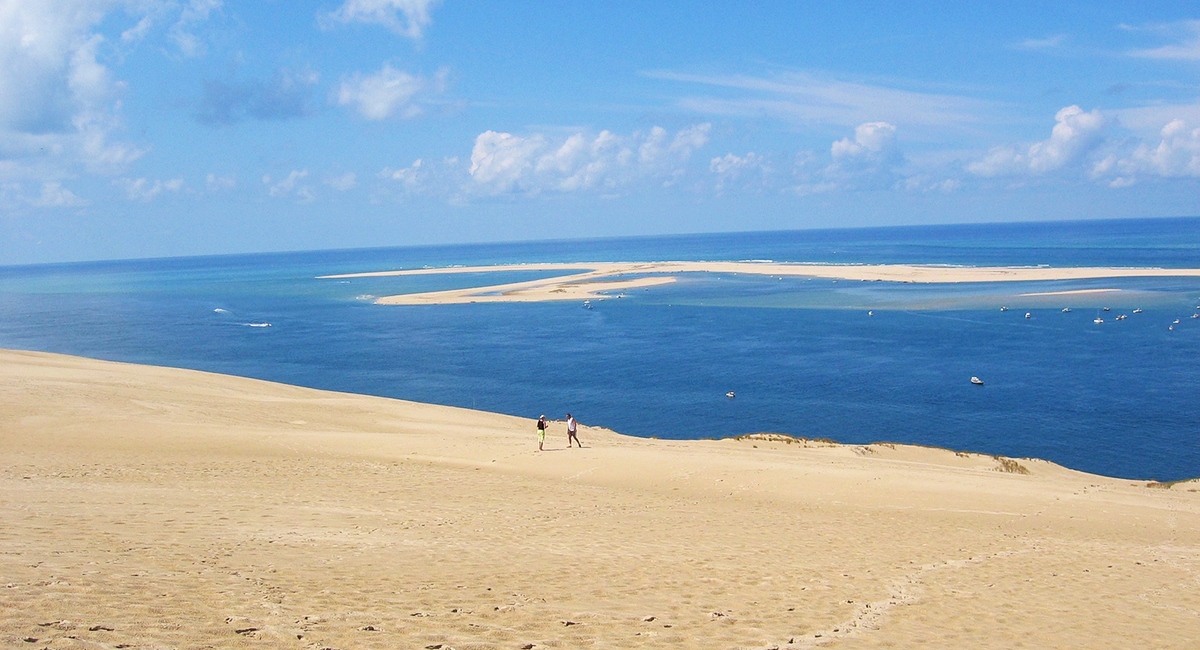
[536,415,547,451]
[566,413,582,448]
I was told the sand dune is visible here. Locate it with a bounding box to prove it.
[3,349,1199,649]
[318,261,1200,305]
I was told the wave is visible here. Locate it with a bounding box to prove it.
[243,322,271,328]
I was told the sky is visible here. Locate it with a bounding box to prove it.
[2,1,1200,265]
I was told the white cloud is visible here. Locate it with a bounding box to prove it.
[263,170,314,202]
[967,106,1105,177]
[709,152,767,191]
[115,176,184,201]
[468,131,547,193]
[32,181,87,207]
[205,172,235,192]
[466,124,712,195]
[323,0,441,40]
[1093,119,1200,186]
[325,171,358,191]
[1015,34,1066,50]
[1127,20,1200,61]
[0,1,189,183]
[380,158,424,189]
[170,0,223,57]
[646,70,991,131]
[336,65,444,120]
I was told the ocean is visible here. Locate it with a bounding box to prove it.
[2,217,1199,481]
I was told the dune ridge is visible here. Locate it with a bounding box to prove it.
[3,349,1199,649]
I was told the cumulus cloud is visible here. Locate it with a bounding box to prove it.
[380,158,425,189]
[263,170,314,202]
[0,0,154,179]
[784,121,919,195]
[336,65,445,120]
[1091,119,1200,187]
[709,152,767,191]
[466,124,711,195]
[115,176,184,201]
[32,181,87,208]
[822,121,904,189]
[195,68,320,125]
[322,0,441,40]
[967,106,1105,177]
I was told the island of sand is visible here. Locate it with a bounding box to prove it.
[3,348,1199,649]
[319,261,1200,305]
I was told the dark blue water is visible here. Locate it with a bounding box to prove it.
[2,217,1199,480]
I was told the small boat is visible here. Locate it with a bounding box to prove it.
[1169,325,1175,331]
[1103,307,1111,312]
[1115,314,1127,321]
[1024,312,1032,319]
[1000,306,1009,312]
[1133,308,1143,314]
[725,391,736,399]
[1192,314,1199,319]
[1061,307,1071,313]
[1173,319,1181,324]
[867,310,874,316]
[970,376,984,385]
[1094,317,1104,324]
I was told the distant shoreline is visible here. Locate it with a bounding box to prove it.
[319,261,1200,305]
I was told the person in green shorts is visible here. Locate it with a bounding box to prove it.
[536,414,547,451]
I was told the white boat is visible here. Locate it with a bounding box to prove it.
[1133,308,1143,314]
[1024,312,1032,319]
[1115,314,1127,321]
[725,391,736,399]
[1094,317,1104,324]
[970,376,984,385]
[867,310,874,316]
[1103,307,1111,312]
[1173,319,1181,324]
[1061,307,1071,313]
[1000,306,1008,312]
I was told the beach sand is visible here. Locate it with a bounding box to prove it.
[3,349,1199,649]
[318,262,1200,305]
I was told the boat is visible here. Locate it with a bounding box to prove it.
[1024,312,1032,319]
[1115,314,1127,321]
[1103,307,1111,312]
[1094,317,1104,324]
[1193,314,1199,319]
[867,310,874,316]
[1061,307,1071,313]
[970,376,984,385]
[1173,319,1181,324]
[725,391,736,399]
[1133,308,1143,314]
[1000,306,1008,312]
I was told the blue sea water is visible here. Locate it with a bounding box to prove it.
[2,217,1199,481]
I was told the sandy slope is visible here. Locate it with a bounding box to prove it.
[317,262,1200,305]
[2,349,1198,649]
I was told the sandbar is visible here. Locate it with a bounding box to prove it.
[319,262,1200,305]
[3,349,1199,648]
